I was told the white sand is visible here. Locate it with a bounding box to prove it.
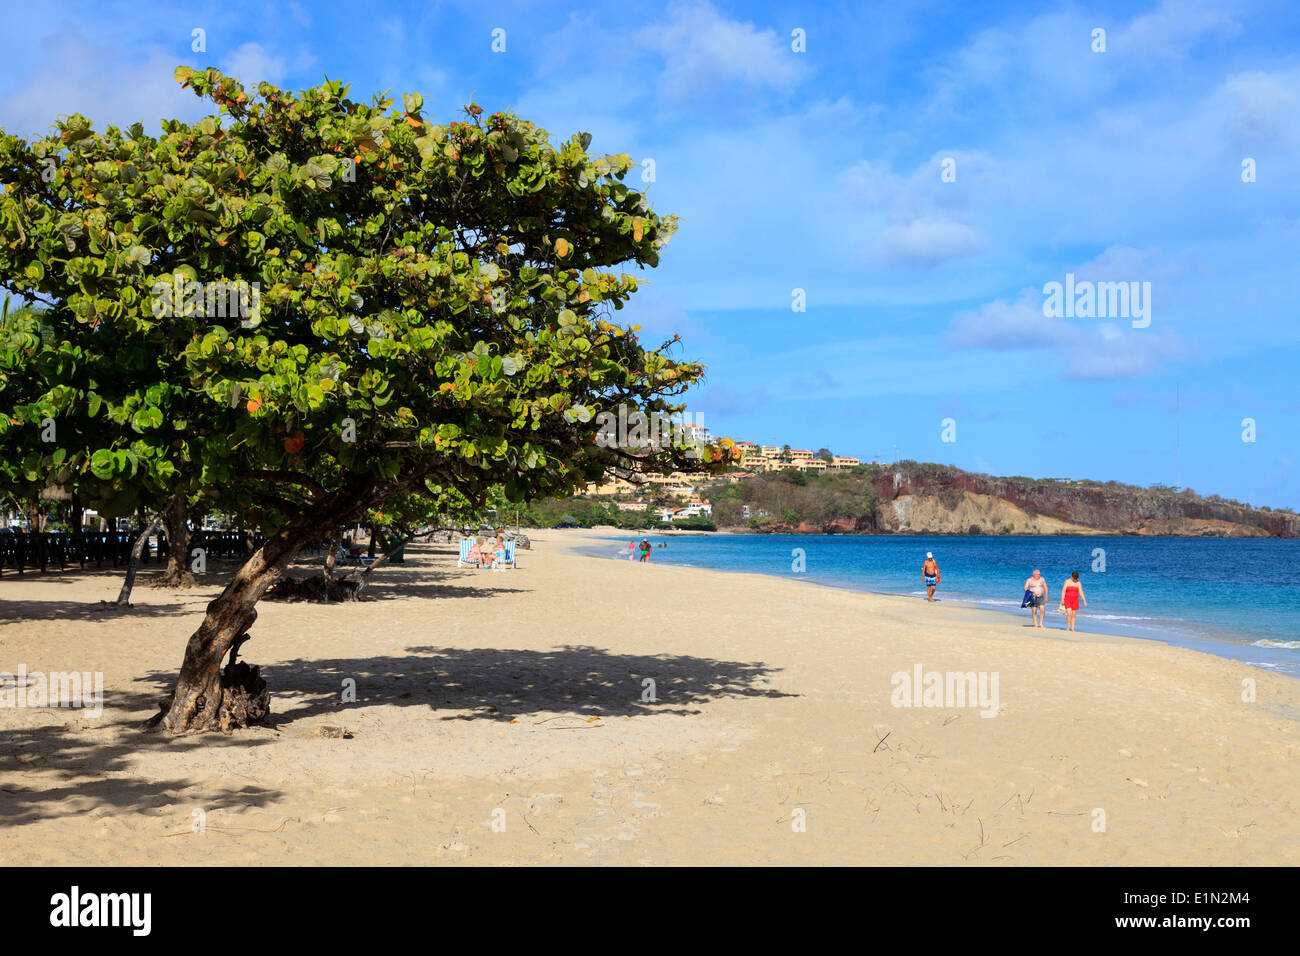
[1,530,1296,865]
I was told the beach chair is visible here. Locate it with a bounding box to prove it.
[493,540,517,570]
[338,544,377,568]
[458,539,517,569]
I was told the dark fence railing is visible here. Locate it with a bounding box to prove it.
[0,531,139,575]
[0,529,272,575]
[154,530,271,562]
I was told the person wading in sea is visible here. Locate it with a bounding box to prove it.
[921,552,940,602]
[1060,571,1087,631]
[1023,569,1050,628]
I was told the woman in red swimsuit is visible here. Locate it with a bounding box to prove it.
[1061,571,1087,632]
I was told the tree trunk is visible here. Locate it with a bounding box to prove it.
[158,496,195,587]
[156,487,369,735]
[323,527,342,582]
[28,497,47,571]
[337,533,412,598]
[116,513,164,606]
[70,493,85,569]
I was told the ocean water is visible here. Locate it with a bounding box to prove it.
[582,534,1300,678]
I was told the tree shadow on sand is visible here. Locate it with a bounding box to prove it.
[265,557,525,603]
[354,579,521,601]
[0,708,281,825]
[1,643,792,824]
[0,599,199,622]
[171,644,797,724]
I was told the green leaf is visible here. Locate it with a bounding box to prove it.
[131,407,163,431]
[89,449,115,480]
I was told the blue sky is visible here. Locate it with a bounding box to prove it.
[3,0,1299,507]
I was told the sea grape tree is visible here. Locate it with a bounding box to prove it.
[0,67,732,734]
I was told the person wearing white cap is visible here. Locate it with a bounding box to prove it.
[921,551,941,602]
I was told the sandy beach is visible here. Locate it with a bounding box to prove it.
[1,530,1296,866]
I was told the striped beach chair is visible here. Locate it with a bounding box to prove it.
[458,539,517,569]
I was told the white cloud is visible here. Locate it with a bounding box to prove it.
[874,217,986,266]
[947,280,1192,381]
[640,1,804,101]
[1117,0,1243,60]
[839,151,997,266]
[620,294,713,347]
[840,159,904,208]
[1063,328,1190,380]
[948,291,1075,350]
[0,33,200,137]
[1205,68,1300,150]
[222,42,288,86]
[802,96,864,126]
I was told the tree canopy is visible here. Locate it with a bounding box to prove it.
[0,67,735,733]
[0,67,730,528]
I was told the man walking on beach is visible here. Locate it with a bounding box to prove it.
[1023,569,1049,627]
[922,552,940,602]
[638,539,651,563]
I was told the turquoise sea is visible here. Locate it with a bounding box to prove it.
[581,534,1300,678]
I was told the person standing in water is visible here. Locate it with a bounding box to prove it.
[1061,571,1087,631]
[1023,569,1050,627]
[921,552,940,602]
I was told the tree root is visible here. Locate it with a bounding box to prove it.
[265,573,362,602]
[217,659,269,734]
[151,569,198,588]
[145,630,270,734]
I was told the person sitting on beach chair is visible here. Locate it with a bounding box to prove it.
[458,537,490,568]
[476,536,494,569]
[491,536,508,571]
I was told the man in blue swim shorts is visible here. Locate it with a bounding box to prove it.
[922,551,940,602]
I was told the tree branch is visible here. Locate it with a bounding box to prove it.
[239,470,327,498]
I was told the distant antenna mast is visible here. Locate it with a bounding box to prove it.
[1175,382,1181,491]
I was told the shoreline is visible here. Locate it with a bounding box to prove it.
[713,527,1289,538]
[569,529,1300,679]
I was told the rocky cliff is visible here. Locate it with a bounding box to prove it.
[726,462,1298,536]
